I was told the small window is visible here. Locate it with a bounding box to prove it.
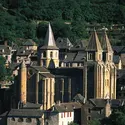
[88,53,93,60]
[99,109,102,114]
[18,118,23,122]
[70,112,72,117]
[43,51,46,57]
[67,112,69,117]
[50,51,53,58]
[43,60,46,66]
[11,117,15,121]
[88,108,91,113]
[88,116,91,121]
[26,118,32,123]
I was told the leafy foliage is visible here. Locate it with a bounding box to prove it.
[0,0,125,44]
[0,56,13,81]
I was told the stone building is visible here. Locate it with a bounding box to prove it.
[12,24,117,109]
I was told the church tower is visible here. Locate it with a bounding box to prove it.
[86,30,104,99]
[20,60,27,104]
[100,30,116,99]
[38,23,59,68]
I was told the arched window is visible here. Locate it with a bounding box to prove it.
[50,51,53,58]
[18,118,23,122]
[26,118,32,123]
[88,53,93,60]
[43,51,46,57]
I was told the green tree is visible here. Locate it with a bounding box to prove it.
[0,56,6,81]
[89,119,101,125]
[68,121,79,125]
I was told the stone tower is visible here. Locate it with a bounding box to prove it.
[86,29,116,99]
[100,30,116,99]
[39,23,59,68]
[86,30,104,99]
[20,60,27,104]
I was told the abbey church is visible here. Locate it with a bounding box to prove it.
[14,23,116,110]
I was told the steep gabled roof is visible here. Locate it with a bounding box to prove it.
[86,30,102,52]
[40,23,58,50]
[100,30,113,53]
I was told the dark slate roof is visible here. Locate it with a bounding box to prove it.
[0,111,8,117]
[23,102,42,109]
[86,30,102,52]
[121,54,125,65]
[73,52,86,62]
[0,45,11,55]
[9,63,21,71]
[113,55,120,64]
[56,37,73,49]
[88,99,125,108]
[30,66,50,73]
[100,31,113,52]
[22,39,36,46]
[39,73,54,78]
[121,47,125,53]
[63,53,77,62]
[8,109,44,117]
[40,23,58,50]
[117,69,125,79]
[112,46,124,54]
[52,102,81,113]
[74,40,88,49]
[73,94,85,104]
[16,47,32,56]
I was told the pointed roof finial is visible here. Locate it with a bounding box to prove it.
[40,22,58,50]
[86,29,102,52]
[100,28,113,53]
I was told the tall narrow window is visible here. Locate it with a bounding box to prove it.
[43,51,46,57]
[88,53,93,60]
[50,51,53,58]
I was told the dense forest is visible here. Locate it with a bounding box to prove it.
[1,0,125,45]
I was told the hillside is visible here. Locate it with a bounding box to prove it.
[0,0,125,45]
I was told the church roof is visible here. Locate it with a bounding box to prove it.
[51,102,81,113]
[86,30,102,52]
[8,109,44,117]
[22,39,36,46]
[40,23,58,50]
[100,30,113,52]
[56,37,73,49]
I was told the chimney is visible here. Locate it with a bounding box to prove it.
[56,100,61,105]
[4,40,8,46]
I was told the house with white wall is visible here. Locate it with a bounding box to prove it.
[47,102,81,125]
